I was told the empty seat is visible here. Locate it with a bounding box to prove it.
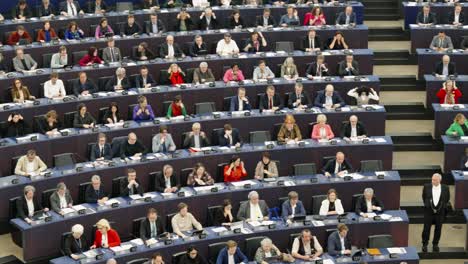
[360,160,383,172]
[293,163,317,176]
[367,234,394,248]
[53,153,75,168]
[111,176,126,197]
[249,131,271,144]
[275,41,294,52]
[41,188,56,209]
[63,112,76,128]
[116,2,134,12]
[311,194,327,215]
[72,51,87,65]
[132,217,146,238]
[195,102,216,115]
[206,205,222,227]
[78,182,91,204]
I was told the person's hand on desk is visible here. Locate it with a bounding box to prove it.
[336,170,347,177]
[263,216,269,220]
[81,90,90,96]
[324,172,331,177]
[25,218,32,224]
[133,153,142,158]
[70,254,80,260]
[372,205,381,211]
[343,249,352,255]
[90,244,97,249]
[98,197,109,205]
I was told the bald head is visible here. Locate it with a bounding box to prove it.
[325,85,334,96]
[349,115,358,125]
[336,152,345,163]
[442,55,450,65]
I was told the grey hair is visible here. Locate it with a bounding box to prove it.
[71,224,84,234]
[192,122,201,130]
[91,175,101,182]
[56,182,67,191]
[248,191,259,200]
[115,67,126,75]
[433,173,442,180]
[363,188,374,195]
[200,62,208,68]
[260,238,273,247]
[24,185,35,195]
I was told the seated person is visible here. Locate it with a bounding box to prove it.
[189,35,209,57]
[183,122,210,149]
[152,126,176,153]
[254,60,275,82]
[11,0,32,20]
[11,79,35,103]
[179,246,207,264]
[311,114,335,140]
[155,164,180,193]
[102,39,122,63]
[95,18,114,38]
[214,199,235,227]
[44,72,66,99]
[447,4,464,26]
[216,33,239,56]
[12,47,37,72]
[416,5,437,25]
[145,13,166,34]
[224,155,247,182]
[166,95,187,118]
[216,240,248,264]
[327,224,351,256]
[259,85,282,111]
[120,168,144,196]
[291,229,323,261]
[255,8,276,28]
[237,191,269,221]
[175,9,194,31]
[120,132,148,158]
[338,55,359,76]
[255,238,294,263]
[38,110,62,135]
[102,102,123,124]
[243,31,267,53]
[87,0,108,14]
[347,86,379,105]
[167,64,186,86]
[85,175,109,204]
[327,31,349,50]
[187,163,214,186]
[192,0,210,8]
[60,0,84,16]
[340,115,368,139]
[446,113,468,136]
[36,21,58,43]
[16,185,47,223]
[277,114,302,144]
[304,6,326,26]
[322,151,353,177]
[254,152,279,179]
[142,0,160,9]
[335,6,356,25]
[8,26,32,46]
[193,62,215,84]
[123,15,142,36]
[430,31,453,52]
[243,0,262,7]
[437,80,461,104]
[281,57,299,80]
[90,133,113,161]
[280,6,300,27]
[198,7,218,30]
[281,191,306,221]
[288,83,311,109]
[14,149,47,177]
[355,188,384,217]
[147,253,165,264]
[314,85,345,109]
[230,87,252,112]
[140,208,165,244]
[135,66,156,88]
[6,113,30,137]
[65,21,85,40]
[73,72,98,96]
[64,224,88,259]
[133,96,155,122]
[73,103,96,128]
[306,55,329,78]
[106,67,130,91]
[79,46,103,66]
[302,30,322,52]
[223,64,245,83]
[228,10,246,29]
[434,55,456,76]
[171,203,203,238]
[90,219,121,249]
[160,35,184,59]
[51,46,69,69]
[219,124,242,147]
[50,182,73,214]
[319,188,344,216]
[134,42,156,61]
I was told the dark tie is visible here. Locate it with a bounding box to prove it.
[100,147,104,157]
[269,97,273,109]
[162,142,167,153]
[95,189,100,198]
[76,239,82,252]
[110,48,115,62]
[70,3,76,16]
[424,15,427,23]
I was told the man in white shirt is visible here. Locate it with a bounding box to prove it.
[356,188,384,217]
[60,0,84,17]
[322,152,353,177]
[44,72,66,99]
[183,122,210,149]
[236,191,269,221]
[291,229,323,261]
[216,33,239,56]
[327,224,351,256]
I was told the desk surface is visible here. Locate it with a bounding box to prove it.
[432,103,467,138]
[410,25,468,52]
[403,1,468,29]
[425,75,468,109]
[416,48,468,78]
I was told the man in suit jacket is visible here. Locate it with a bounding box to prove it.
[135,66,156,88]
[198,7,218,30]
[335,6,356,25]
[16,185,45,223]
[322,152,353,177]
[102,39,122,63]
[50,182,74,214]
[447,4,465,25]
[229,87,252,111]
[140,208,165,244]
[90,133,113,161]
[259,86,283,111]
[416,5,437,25]
[120,168,144,197]
[434,55,457,76]
[306,55,329,77]
[355,188,384,216]
[255,8,276,27]
[218,124,242,147]
[281,191,306,221]
[337,55,359,76]
[13,47,37,72]
[288,83,311,109]
[237,191,269,221]
[183,122,210,149]
[301,29,322,52]
[86,0,109,14]
[154,165,180,193]
[314,84,345,109]
[216,240,249,264]
[159,35,184,58]
[105,67,131,91]
[327,224,352,256]
[59,0,84,16]
[145,13,166,34]
[152,126,176,153]
[340,115,367,139]
[73,72,98,96]
[14,150,47,176]
[430,31,453,51]
[421,173,450,252]
[85,175,109,204]
[64,224,88,259]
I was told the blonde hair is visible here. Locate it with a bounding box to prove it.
[316,114,327,124]
[454,113,466,123]
[284,114,296,124]
[96,219,111,230]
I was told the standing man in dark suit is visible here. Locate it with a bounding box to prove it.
[183,122,210,149]
[120,168,144,197]
[434,55,457,76]
[90,133,113,161]
[327,224,352,256]
[447,4,464,26]
[135,66,156,88]
[288,83,311,109]
[355,188,384,217]
[140,208,165,244]
[337,55,359,76]
[64,224,88,259]
[335,6,356,25]
[159,35,185,59]
[301,29,322,52]
[255,8,276,28]
[259,86,283,111]
[73,72,98,96]
[322,152,353,177]
[218,124,242,147]
[145,13,166,34]
[314,84,345,109]
[229,87,252,112]
[416,5,437,25]
[340,115,367,139]
[422,173,450,252]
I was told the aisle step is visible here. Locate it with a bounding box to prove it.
[385,103,432,120]
[380,76,423,91]
[374,50,414,65]
[365,14,401,21]
[396,165,443,185]
[401,202,465,224]
[390,132,441,151]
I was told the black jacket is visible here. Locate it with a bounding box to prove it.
[37,4,56,16]
[64,234,88,255]
[416,12,437,24]
[218,128,242,147]
[140,217,165,241]
[255,15,276,27]
[73,113,96,128]
[447,11,465,25]
[5,121,30,138]
[135,74,156,88]
[301,36,322,51]
[287,91,311,108]
[59,1,82,13]
[422,183,450,214]
[154,173,180,193]
[120,140,148,158]
[16,196,42,219]
[189,42,209,57]
[321,158,353,175]
[72,79,98,96]
[198,17,219,30]
[227,17,245,29]
[244,37,268,53]
[120,178,144,196]
[337,60,359,76]
[105,76,131,91]
[175,18,194,31]
[38,117,62,134]
[159,43,184,58]
[355,196,384,215]
[434,62,457,76]
[84,185,108,203]
[90,143,113,161]
[259,94,283,111]
[313,90,345,108]
[86,1,109,13]
[145,20,166,34]
[306,62,329,77]
[183,134,210,149]
[340,121,367,138]
[123,23,142,36]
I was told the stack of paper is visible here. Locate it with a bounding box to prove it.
[61,208,75,215]
[379,214,392,220]
[212,227,228,233]
[83,250,98,258]
[130,238,144,246]
[374,137,387,143]
[312,221,325,226]
[387,247,407,254]
[230,180,256,187]
[104,199,120,206]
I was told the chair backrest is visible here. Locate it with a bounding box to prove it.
[9,196,20,219]
[211,128,224,146]
[244,236,267,260]
[311,194,327,215]
[185,68,195,83]
[41,188,56,209]
[32,115,44,133]
[148,171,162,192]
[42,53,54,68]
[288,233,301,250]
[351,194,364,212]
[249,131,271,144]
[195,102,216,115]
[272,123,283,141]
[360,160,383,172]
[293,163,317,176]
[162,101,172,115]
[98,76,113,91]
[53,153,75,168]
[60,232,72,256]
[78,182,91,204]
[325,228,337,251]
[367,234,394,248]
[111,176,126,197]
[65,79,76,95]
[322,156,335,167]
[72,51,88,65]
[87,142,95,160]
[128,104,138,120]
[11,156,21,175]
[98,107,109,123]
[159,70,170,85]
[89,25,98,36]
[216,163,229,183]
[180,168,192,187]
[111,136,128,158]
[132,217,146,238]
[275,41,294,52]
[63,112,76,128]
[206,205,222,227]
[126,258,149,264]
[166,213,177,233]
[172,251,185,264]
[208,242,227,264]
[277,196,288,214]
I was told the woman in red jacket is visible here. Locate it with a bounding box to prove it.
[167,63,185,85]
[224,155,247,182]
[79,47,103,66]
[36,21,57,43]
[436,80,462,104]
[90,219,121,249]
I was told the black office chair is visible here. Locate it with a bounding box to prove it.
[128,104,138,120]
[216,163,229,183]
[195,102,216,115]
[351,194,364,212]
[256,93,265,109]
[272,123,283,141]
[87,142,95,160]
[322,156,335,167]
[360,160,383,172]
[9,196,20,219]
[41,188,56,209]
[126,259,148,264]
[132,217,146,238]
[208,242,227,264]
[89,25,98,36]
[65,79,76,96]
[148,171,162,192]
[60,232,72,256]
[53,153,75,168]
[325,228,337,251]
[72,51,88,65]
[180,168,192,187]
[42,53,54,68]
[63,112,76,128]
[172,251,185,264]
[244,236,267,260]
[98,76,113,91]
[111,136,128,158]
[116,22,127,35]
[275,41,294,52]
[211,128,224,146]
[111,176,127,197]
[278,196,288,215]
[32,115,45,133]
[311,195,327,215]
[11,156,21,175]
[206,205,222,227]
[98,107,110,123]
[293,163,317,176]
[159,70,170,85]
[162,101,172,115]
[223,97,231,111]
[288,233,301,249]
[185,68,195,83]
[249,131,271,144]
[78,182,91,204]
[367,234,394,248]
